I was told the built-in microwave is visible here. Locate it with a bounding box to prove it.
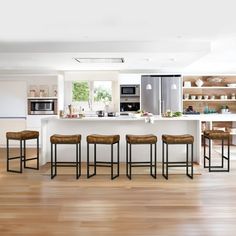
[120,85,140,97]
[28,99,57,115]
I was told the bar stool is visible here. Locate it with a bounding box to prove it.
[50,134,81,179]
[6,130,39,173]
[162,134,194,179]
[87,134,120,180]
[126,134,157,179]
[203,130,230,172]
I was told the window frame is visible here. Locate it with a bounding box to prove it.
[71,80,115,112]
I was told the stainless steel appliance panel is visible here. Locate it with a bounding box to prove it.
[141,75,161,114]
[29,99,56,115]
[161,76,182,113]
[120,84,140,97]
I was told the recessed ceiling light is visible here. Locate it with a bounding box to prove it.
[74,58,125,63]
[144,58,151,62]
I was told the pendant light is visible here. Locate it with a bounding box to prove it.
[146,84,152,90]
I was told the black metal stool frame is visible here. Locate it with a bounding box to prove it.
[87,141,119,180]
[51,142,81,179]
[162,141,193,180]
[203,135,230,172]
[7,137,39,173]
[126,142,157,180]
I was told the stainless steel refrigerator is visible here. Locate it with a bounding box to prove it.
[141,75,182,114]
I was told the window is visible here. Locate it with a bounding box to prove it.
[72,80,113,111]
[72,81,89,101]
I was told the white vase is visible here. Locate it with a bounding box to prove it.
[195,79,204,87]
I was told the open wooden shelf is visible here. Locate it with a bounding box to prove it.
[183,86,236,89]
[183,99,236,102]
[183,76,236,113]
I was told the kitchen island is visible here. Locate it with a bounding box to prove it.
[40,114,236,166]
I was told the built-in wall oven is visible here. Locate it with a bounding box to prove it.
[28,99,57,115]
[120,97,140,112]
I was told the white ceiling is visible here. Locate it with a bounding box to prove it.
[0,0,236,73]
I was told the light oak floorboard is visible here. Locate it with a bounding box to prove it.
[0,148,236,236]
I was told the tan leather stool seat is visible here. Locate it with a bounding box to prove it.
[204,130,230,140]
[50,134,81,144]
[162,134,194,144]
[87,134,120,144]
[6,130,39,140]
[126,134,157,144]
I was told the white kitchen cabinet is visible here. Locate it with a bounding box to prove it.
[0,119,26,146]
[0,81,27,117]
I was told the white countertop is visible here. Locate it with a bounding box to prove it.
[42,114,236,122]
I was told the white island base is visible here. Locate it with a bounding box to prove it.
[41,116,202,166]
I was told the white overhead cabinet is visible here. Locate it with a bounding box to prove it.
[0,81,27,117]
[0,81,27,146]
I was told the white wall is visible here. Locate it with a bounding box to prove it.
[64,71,119,81]
[119,73,141,85]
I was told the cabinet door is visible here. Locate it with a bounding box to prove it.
[0,81,27,117]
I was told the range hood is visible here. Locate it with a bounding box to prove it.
[74,58,124,63]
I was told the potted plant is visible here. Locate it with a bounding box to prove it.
[221,105,229,113]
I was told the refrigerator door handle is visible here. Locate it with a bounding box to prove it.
[160,100,164,114]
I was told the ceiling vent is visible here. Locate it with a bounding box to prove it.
[74,58,124,63]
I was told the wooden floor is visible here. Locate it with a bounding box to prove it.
[1,148,236,236]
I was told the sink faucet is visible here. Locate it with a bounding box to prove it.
[88,99,93,111]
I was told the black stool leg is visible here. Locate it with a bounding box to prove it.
[227,136,230,172]
[87,143,96,178]
[191,143,194,177]
[7,138,9,172]
[154,143,157,178]
[150,144,156,179]
[23,140,26,168]
[24,137,40,170]
[79,142,81,178]
[126,141,128,178]
[51,143,55,179]
[186,144,189,176]
[162,142,168,180]
[221,139,224,168]
[209,138,212,172]
[6,138,24,173]
[186,144,193,179]
[111,142,119,180]
[55,144,57,176]
[20,140,23,173]
[126,143,132,180]
[76,143,79,179]
[87,142,89,178]
[165,143,169,179]
[162,141,164,178]
[37,137,39,170]
[150,144,153,176]
[111,143,113,180]
[129,143,132,180]
[94,144,97,175]
[203,136,206,168]
[117,141,120,177]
